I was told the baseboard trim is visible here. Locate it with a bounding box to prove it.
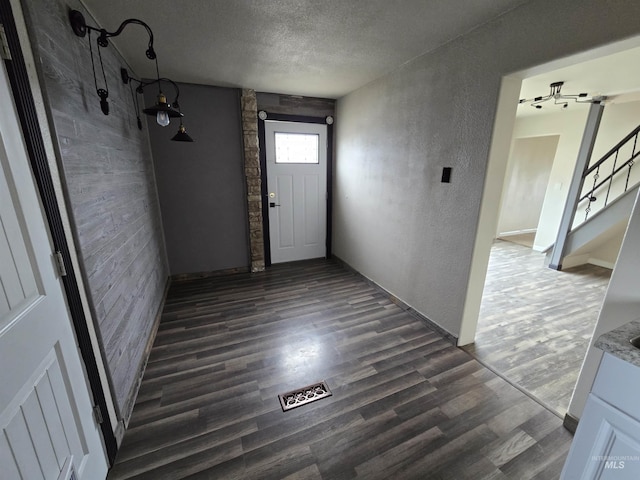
[587,258,615,270]
[563,413,579,433]
[497,228,537,237]
[332,256,458,345]
[119,276,171,433]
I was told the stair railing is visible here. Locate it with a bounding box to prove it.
[579,124,640,221]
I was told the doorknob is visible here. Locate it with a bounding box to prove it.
[269,202,281,207]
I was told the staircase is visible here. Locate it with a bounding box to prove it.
[546,124,640,268]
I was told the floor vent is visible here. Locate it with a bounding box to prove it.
[278,381,332,411]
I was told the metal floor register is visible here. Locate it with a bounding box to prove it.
[278,381,332,411]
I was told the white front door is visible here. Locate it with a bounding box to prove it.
[265,121,327,263]
[0,60,108,479]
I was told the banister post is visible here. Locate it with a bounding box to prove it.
[548,100,605,270]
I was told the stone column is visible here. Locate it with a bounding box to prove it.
[241,89,265,272]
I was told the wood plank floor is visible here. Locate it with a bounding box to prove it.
[464,240,612,416]
[107,259,572,480]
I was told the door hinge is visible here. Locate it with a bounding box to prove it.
[54,251,67,277]
[0,24,11,61]
[93,405,104,424]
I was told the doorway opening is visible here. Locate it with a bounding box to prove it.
[258,113,334,266]
[462,40,640,418]
[465,240,612,416]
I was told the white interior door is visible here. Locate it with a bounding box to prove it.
[0,60,108,479]
[265,121,327,263]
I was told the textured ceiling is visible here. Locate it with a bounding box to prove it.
[80,0,529,98]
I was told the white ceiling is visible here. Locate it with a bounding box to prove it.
[80,0,529,98]
[517,45,640,117]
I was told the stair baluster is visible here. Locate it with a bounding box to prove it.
[579,125,640,222]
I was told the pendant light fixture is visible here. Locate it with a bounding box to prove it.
[518,81,593,110]
[69,9,194,142]
[171,124,194,143]
[121,68,194,142]
[142,92,182,126]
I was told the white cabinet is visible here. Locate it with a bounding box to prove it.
[561,353,640,479]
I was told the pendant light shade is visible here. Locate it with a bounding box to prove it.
[142,93,182,127]
[171,123,194,142]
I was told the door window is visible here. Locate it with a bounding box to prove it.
[275,132,319,164]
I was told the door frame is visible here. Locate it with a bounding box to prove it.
[0,0,117,464]
[258,113,334,266]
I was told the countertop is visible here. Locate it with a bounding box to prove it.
[595,319,640,368]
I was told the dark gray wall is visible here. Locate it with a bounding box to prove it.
[145,83,249,275]
[23,0,168,419]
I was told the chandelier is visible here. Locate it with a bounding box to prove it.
[519,81,592,110]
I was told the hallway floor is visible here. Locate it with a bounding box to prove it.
[108,259,571,479]
[463,239,612,417]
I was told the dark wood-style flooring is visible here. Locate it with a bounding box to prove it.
[464,239,612,416]
[107,259,572,479]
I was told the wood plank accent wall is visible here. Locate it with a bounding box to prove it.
[257,92,336,118]
[21,0,169,421]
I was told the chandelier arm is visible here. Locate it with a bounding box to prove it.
[69,11,157,59]
[133,77,181,107]
[97,19,156,59]
[531,96,551,106]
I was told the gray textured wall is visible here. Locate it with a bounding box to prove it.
[145,83,250,276]
[22,0,168,419]
[334,0,640,338]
